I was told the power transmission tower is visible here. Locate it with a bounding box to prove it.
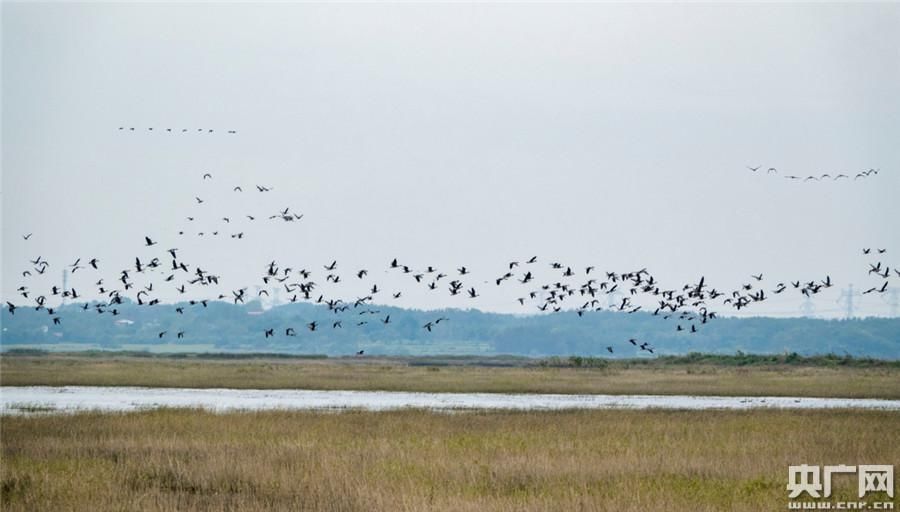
[272,287,282,307]
[61,269,69,304]
[607,289,624,309]
[883,287,899,317]
[800,294,815,318]
[836,285,856,319]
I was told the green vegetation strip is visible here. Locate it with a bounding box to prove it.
[3,352,899,398]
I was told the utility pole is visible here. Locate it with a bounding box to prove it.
[836,284,855,319]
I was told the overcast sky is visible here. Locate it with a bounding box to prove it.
[3,2,899,317]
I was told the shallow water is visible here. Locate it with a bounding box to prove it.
[2,386,899,415]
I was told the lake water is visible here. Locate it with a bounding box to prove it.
[2,386,899,414]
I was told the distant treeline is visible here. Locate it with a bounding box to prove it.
[1,299,898,358]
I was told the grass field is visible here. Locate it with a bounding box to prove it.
[2,353,898,510]
[2,353,900,398]
[1,408,897,511]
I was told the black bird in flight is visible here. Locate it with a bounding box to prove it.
[22,233,32,240]
[203,173,212,180]
[144,236,157,246]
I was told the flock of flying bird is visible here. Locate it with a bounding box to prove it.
[174,174,302,239]
[119,127,238,134]
[6,170,895,356]
[746,165,880,182]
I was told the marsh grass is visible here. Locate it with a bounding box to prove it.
[3,355,899,398]
[2,408,898,511]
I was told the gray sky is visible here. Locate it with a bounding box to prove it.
[3,2,899,317]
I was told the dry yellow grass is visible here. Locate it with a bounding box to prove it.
[2,408,898,511]
[3,355,899,398]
